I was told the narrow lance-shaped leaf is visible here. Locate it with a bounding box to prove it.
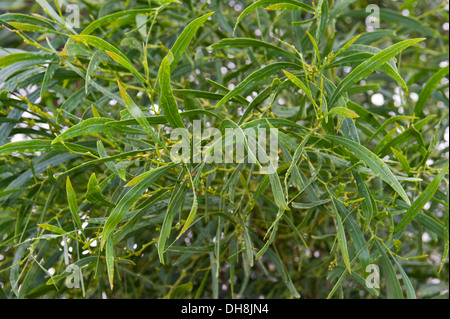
[326,135,411,205]
[168,12,214,71]
[393,257,417,299]
[234,0,314,31]
[269,173,289,211]
[159,56,186,129]
[439,181,449,274]
[333,201,352,274]
[177,193,198,239]
[391,147,411,174]
[0,52,54,68]
[36,0,64,24]
[365,115,417,146]
[0,13,56,30]
[215,62,299,108]
[85,173,115,207]
[52,118,143,144]
[342,8,435,36]
[375,241,404,299]
[38,223,67,235]
[100,163,177,250]
[158,180,188,264]
[329,38,425,106]
[326,52,408,90]
[283,70,318,109]
[81,9,154,35]
[69,35,146,85]
[105,233,115,290]
[118,81,167,151]
[85,50,109,93]
[0,140,93,156]
[177,163,205,239]
[210,38,298,60]
[284,127,318,196]
[40,56,59,98]
[324,107,359,119]
[394,165,449,233]
[414,65,449,115]
[256,209,282,259]
[97,140,126,181]
[239,214,254,267]
[66,177,83,231]
[353,171,374,231]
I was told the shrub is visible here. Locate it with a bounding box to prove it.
[0,0,448,299]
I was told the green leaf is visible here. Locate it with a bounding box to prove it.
[284,127,317,196]
[0,140,93,155]
[38,223,67,235]
[215,62,299,108]
[97,140,126,181]
[0,13,56,30]
[366,115,417,146]
[394,165,449,233]
[117,81,167,150]
[40,56,59,98]
[342,8,435,37]
[353,171,374,231]
[392,258,417,299]
[210,38,298,60]
[105,233,115,290]
[393,239,402,253]
[85,50,109,93]
[283,70,317,108]
[332,197,371,278]
[100,163,177,250]
[256,209,282,259]
[0,52,54,68]
[52,118,142,144]
[85,173,115,207]
[333,201,352,274]
[36,0,63,24]
[292,199,331,209]
[69,35,145,85]
[391,147,411,174]
[329,38,425,106]
[377,115,437,157]
[167,12,214,71]
[325,135,411,205]
[10,243,27,297]
[375,241,404,299]
[235,0,314,31]
[269,173,289,211]
[66,177,83,231]
[439,183,449,274]
[326,52,408,90]
[239,214,254,267]
[414,66,449,115]
[324,107,359,119]
[81,9,154,35]
[158,179,188,264]
[177,192,198,239]
[159,56,186,129]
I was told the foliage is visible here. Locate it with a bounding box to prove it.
[0,0,448,299]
